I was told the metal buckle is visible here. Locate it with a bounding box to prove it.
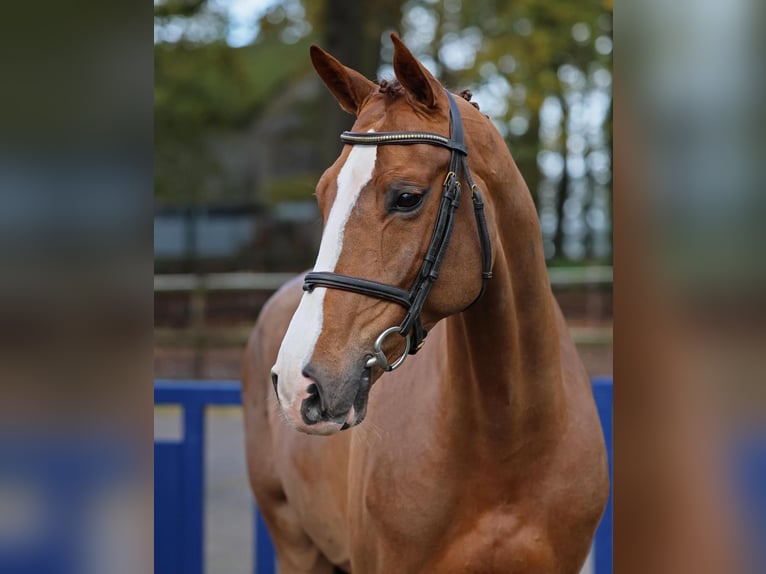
[365,326,411,372]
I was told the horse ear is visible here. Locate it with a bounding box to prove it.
[390,33,442,108]
[310,45,378,116]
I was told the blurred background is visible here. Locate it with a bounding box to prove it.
[154,0,614,379]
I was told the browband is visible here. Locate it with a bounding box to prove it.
[339,131,468,155]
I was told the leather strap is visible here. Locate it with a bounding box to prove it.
[468,186,493,304]
[302,272,410,308]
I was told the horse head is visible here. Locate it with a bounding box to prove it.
[271,34,496,434]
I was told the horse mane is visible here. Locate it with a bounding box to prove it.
[377,78,480,111]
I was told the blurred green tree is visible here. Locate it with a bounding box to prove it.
[154,0,612,264]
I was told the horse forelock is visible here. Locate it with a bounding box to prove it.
[376,77,480,111]
[377,78,405,98]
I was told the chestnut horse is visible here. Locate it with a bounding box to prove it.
[243,34,608,573]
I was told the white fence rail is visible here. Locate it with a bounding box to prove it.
[155,267,612,292]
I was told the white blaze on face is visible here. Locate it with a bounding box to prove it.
[272,135,378,416]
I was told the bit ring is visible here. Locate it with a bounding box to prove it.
[365,326,411,372]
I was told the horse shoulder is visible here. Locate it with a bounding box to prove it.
[243,273,305,496]
[243,275,355,570]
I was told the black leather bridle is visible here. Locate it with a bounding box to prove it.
[303,90,493,371]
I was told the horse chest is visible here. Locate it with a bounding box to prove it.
[349,472,550,574]
[348,429,460,539]
[346,367,478,536]
[347,435,500,557]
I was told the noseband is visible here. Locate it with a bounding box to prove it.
[303,90,493,371]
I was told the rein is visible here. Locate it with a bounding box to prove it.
[303,90,493,371]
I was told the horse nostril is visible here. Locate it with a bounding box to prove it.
[271,371,279,396]
[300,392,323,425]
[300,366,326,425]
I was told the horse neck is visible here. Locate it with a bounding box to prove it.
[442,157,567,445]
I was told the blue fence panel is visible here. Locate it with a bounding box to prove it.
[155,442,185,574]
[154,379,614,574]
[592,377,613,574]
[733,432,766,572]
[154,381,276,574]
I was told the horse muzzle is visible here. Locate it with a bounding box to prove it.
[272,363,371,435]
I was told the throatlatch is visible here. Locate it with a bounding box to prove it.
[303,90,492,371]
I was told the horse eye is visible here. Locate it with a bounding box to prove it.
[394,192,423,210]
